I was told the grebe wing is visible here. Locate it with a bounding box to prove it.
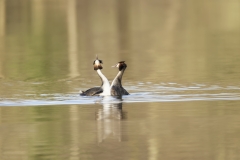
[122,87,129,95]
[111,86,129,96]
[80,87,103,96]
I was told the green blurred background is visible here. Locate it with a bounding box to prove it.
[1,0,240,86]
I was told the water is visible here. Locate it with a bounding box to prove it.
[1,0,240,159]
[1,82,240,106]
[1,101,240,159]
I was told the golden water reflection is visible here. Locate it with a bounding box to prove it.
[0,101,240,159]
[96,98,126,143]
[0,0,5,78]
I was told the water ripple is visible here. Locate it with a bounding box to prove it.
[1,83,240,106]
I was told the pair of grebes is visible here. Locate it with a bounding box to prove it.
[80,56,129,96]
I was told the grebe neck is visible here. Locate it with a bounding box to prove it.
[111,68,125,87]
[96,69,111,95]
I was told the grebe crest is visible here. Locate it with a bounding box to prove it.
[112,61,127,71]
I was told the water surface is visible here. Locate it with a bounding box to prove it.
[1,101,240,160]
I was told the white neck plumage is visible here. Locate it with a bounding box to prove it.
[97,69,111,95]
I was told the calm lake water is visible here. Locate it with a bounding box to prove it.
[1,0,240,159]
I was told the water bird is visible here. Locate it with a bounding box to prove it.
[80,56,111,96]
[110,61,129,96]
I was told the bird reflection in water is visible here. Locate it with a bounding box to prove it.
[96,96,127,143]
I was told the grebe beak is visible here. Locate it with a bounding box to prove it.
[111,64,118,67]
[96,55,98,60]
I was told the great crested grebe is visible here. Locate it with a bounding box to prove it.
[110,61,129,96]
[80,56,111,96]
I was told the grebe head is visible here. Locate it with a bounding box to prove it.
[93,55,103,70]
[112,61,127,71]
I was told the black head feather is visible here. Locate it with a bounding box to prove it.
[93,59,103,65]
[118,61,127,71]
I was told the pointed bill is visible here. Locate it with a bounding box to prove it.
[112,64,118,67]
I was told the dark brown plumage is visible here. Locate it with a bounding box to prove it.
[94,64,102,70]
[118,61,127,71]
[80,87,103,96]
